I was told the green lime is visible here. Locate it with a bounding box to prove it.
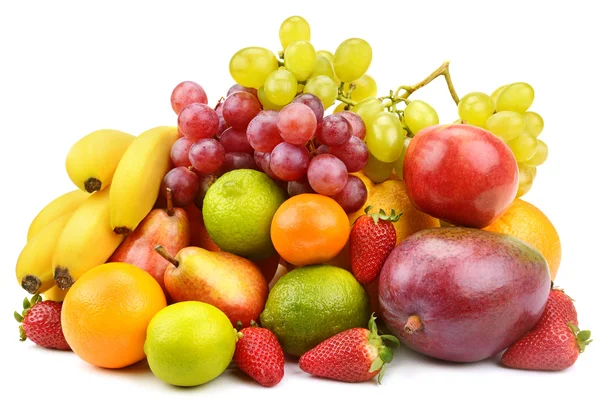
[260,264,370,357]
[203,169,285,260]
[144,301,237,387]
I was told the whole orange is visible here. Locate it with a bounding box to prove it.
[271,194,350,266]
[484,198,561,280]
[61,262,167,368]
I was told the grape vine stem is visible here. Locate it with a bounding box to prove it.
[394,61,460,104]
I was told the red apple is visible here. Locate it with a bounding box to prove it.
[403,124,518,228]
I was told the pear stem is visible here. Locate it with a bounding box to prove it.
[154,245,179,267]
[165,187,175,217]
[404,315,423,334]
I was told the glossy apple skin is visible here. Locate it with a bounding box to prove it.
[379,228,550,362]
[403,124,518,228]
[165,247,268,327]
[109,208,190,291]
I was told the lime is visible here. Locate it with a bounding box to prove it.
[144,301,237,387]
[203,169,285,260]
[260,265,370,356]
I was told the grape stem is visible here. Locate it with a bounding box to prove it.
[394,61,460,104]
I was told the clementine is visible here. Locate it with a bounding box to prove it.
[61,262,167,368]
[484,198,561,280]
[271,194,350,266]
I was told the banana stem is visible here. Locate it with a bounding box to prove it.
[154,245,179,267]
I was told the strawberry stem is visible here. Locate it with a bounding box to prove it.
[363,205,403,224]
[569,323,592,353]
[366,314,400,384]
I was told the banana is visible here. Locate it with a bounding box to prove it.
[16,212,74,294]
[109,126,179,235]
[27,190,90,241]
[66,129,136,193]
[42,285,69,302]
[53,188,125,289]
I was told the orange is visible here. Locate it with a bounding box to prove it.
[62,262,167,368]
[271,194,350,266]
[484,198,561,281]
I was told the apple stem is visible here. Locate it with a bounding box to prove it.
[404,315,423,334]
[154,245,179,267]
[165,187,174,217]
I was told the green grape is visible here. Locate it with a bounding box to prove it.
[522,111,544,137]
[353,97,384,125]
[517,163,536,198]
[366,112,406,163]
[363,152,394,183]
[457,92,494,127]
[496,82,535,113]
[523,139,548,167]
[258,86,284,111]
[344,74,377,102]
[316,50,335,64]
[333,102,348,113]
[309,54,336,81]
[264,69,298,106]
[284,40,316,82]
[509,132,538,162]
[303,75,337,108]
[229,47,279,89]
[334,38,372,83]
[392,137,412,179]
[490,84,507,107]
[485,111,525,141]
[404,100,439,135]
[279,16,310,50]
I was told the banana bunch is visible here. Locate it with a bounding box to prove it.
[66,129,135,193]
[27,190,89,241]
[109,126,179,235]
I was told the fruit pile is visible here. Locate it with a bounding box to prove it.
[14,15,591,389]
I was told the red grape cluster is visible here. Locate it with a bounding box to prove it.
[164,80,369,213]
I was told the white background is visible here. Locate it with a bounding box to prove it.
[1,1,598,399]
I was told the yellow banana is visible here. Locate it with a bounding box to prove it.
[66,129,136,193]
[53,188,125,289]
[42,285,69,302]
[16,212,74,294]
[27,190,89,241]
[109,126,179,235]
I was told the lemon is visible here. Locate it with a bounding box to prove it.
[260,264,370,356]
[144,301,237,387]
[203,169,285,260]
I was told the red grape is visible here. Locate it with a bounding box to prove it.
[340,111,366,140]
[227,84,258,98]
[161,167,200,207]
[254,151,278,180]
[292,93,324,123]
[223,91,261,130]
[219,127,253,153]
[218,152,258,175]
[316,144,329,155]
[329,136,369,172]
[288,179,315,197]
[170,137,194,168]
[215,101,229,136]
[194,174,216,209]
[270,142,310,181]
[247,110,284,152]
[178,103,219,140]
[171,81,208,114]
[331,175,367,213]
[189,139,225,174]
[277,103,317,145]
[307,154,348,196]
[317,114,352,146]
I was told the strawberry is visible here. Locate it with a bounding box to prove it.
[350,206,401,284]
[299,314,399,383]
[233,325,284,387]
[14,294,70,350]
[502,288,591,371]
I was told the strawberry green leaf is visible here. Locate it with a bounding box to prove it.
[377,363,387,385]
[364,205,373,214]
[380,347,394,363]
[31,293,41,305]
[14,311,23,323]
[578,330,592,342]
[369,356,384,373]
[19,325,26,342]
[381,334,401,347]
[22,297,30,310]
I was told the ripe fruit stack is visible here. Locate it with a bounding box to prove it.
[12,13,589,391]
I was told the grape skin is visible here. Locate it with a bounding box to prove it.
[270,142,310,181]
[189,139,225,175]
[161,167,200,207]
[317,114,352,146]
[229,47,279,89]
[334,38,372,83]
[247,110,284,152]
[277,103,317,145]
[170,137,194,168]
[171,81,208,115]
[307,154,348,196]
[177,103,220,141]
[339,111,366,140]
[223,91,262,130]
[331,175,368,213]
[292,93,324,123]
[404,100,439,135]
[329,136,368,172]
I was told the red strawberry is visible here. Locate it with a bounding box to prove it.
[350,206,401,285]
[15,294,70,350]
[233,326,284,387]
[502,288,591,371]
[299,314,399,383]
